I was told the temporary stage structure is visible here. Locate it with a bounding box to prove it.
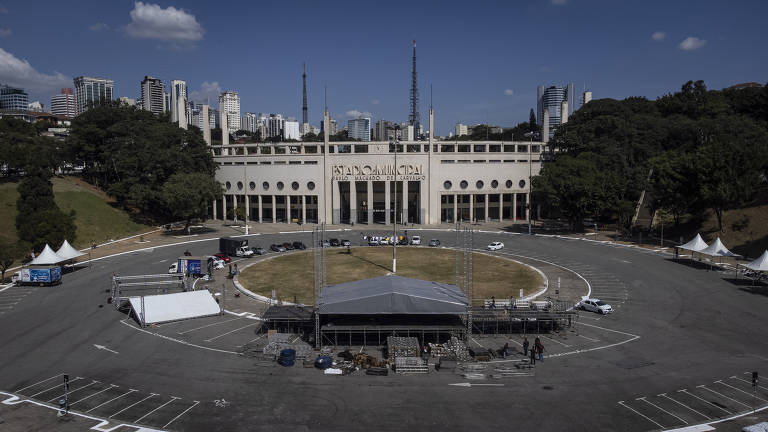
[742,250,768,273]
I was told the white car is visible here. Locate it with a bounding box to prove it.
[410,235,421,245]
[487,241,504,251]
[579,298,613,314]
[210,257,225,269]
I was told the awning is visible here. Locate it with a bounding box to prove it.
[743,250,768,272]
[677,234,709,252]
[29,244,66,265]
[128,290,221,325]
[699,238,740,258]
[55,240,85,260]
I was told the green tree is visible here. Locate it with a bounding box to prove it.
[160,172,223,232]
[0,241,18,282]
[529,108,537,132]
[16,208,77,253]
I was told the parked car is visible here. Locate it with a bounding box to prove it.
[410,236,421,245]
[428,239,441,247]
[579,298,613,314]
[341,239,351,247]
[397,236,409,245]
[213,253,231,263]
[292,241,307,250]
[282,242,294,250]
[251,246,266,255]
[270,244,286,252]
[210,257,225,269]
[329,238,340,247]
[487,241,504,251]
[320,240,330,248]
[368,238,379,246]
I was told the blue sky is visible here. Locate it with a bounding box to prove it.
[1,0,766,134]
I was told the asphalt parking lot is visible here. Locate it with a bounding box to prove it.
[1,228,766,431]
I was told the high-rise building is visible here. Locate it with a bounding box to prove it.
[373,120,395,141]
[400,124,414,141]
[218,91,240,133]
[241,112,257,133]
[50,88,76,117]
[455,123,468,137]
[284,118,300,140]
[209,107,219,130]
[582,91,592,106]
[140,76,166,115]
[73,76,114,115]
[261,113,284,139]
[0,84,29,111]
[537,83,574,137]
[118,97,135,106]
[170,79,187,128]
[348,117,371,141]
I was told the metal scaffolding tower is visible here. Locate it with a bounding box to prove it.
[409,40,420,136]
[463,227,474,335]
[313,223,327,347]
[302,63,308,127]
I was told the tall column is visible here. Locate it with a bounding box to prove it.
[453,195,458,223]
[513,193,517,221]
[350,181,357,224]
[469,194,474,222]
[245,194,250,220]
[332,181,340,224]
[286,195,291,223]
[302,195,307,224]
[221,111,229,146]
[384,181,391,225]
[526,193,531,220]
[402,181,408,224]
[367,180,373,224]
[232,195,237,222]
[498,194,504,222]
[257,195,262,223]
[212,199,217,220]
[222,195,227,220]
[274,196,279,222]
[484,194,489,223]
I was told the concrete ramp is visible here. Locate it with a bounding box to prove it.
[129,290,220,325]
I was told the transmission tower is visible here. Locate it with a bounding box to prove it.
[302,63,308,128]
[409,40,420,136]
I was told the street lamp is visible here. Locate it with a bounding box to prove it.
[524,131,535,235]
[391,125,401,273]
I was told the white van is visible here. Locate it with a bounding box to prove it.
[410,236,421,245]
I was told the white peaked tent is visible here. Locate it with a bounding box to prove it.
[55,240,85,261]
[699,238,740,258]
[678,234,709,252]
[743,250,768,272]
[29,244,66,265]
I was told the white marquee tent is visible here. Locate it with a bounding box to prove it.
[742,250,768,272]
[55,240,85,261]
[699,238,740,258]
[29,244,66,265]
[677,234,709,252]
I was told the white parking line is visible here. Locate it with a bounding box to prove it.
[204,322,259,342]
[15,374,64,393]
[85,389,138,413]
[715,380,767,402]
[678,389,732,414]
[163,400,200,428]
[578,334,600,342]
[618,400,664,428]
[540,334,571,347]
[658,393,710,420]
[732,375,768,391]
[135,396,179,423]
[178,317,243,334]
[697,385,751,408]
[638,396,688,424]
[109,393,158,418]
[47,380,100,402]
[30,377,83,397]
[70,385,118,405]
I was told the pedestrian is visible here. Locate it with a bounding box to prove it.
[490,296,496,309]
[502,342,509,358]
[522,337,529,356]
[529,344,536,365]
[536,340,544,362]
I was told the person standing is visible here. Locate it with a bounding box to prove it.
[522,337,530,356]
[501,342,509,358]
[529,344,536,365]
[536,340,544,362]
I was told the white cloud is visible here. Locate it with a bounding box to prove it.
[0,48,71,93]
[89,22,109,31]
[125,2,203,42]
[189,81,221,104]
[679,36,706,50]
[651,31,666,41]
[0,28,10,37]
[0,4,7,14]
[370,99,380,105]
[345,109,372,118]
[504,89,514,96]
[551,0,567,5]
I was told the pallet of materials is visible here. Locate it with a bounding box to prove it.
[394,357,428,374]
[387,336,420,358]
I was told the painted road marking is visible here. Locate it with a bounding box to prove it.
[135,396,180,423]
[540,334,571,347]
[15,374,64,393]
[697,385,751,409]
[163,400,200,428]
[715,380,767,402]
[659,393,711,420]
[638,396,688,424]
[85,389,138,413]
[47,380,100,402]
[204,322,259,342]
[178,317,243,335]
[70,385,119,405]
[618,400,664,428]
[678,389,732,415]
[578,334,600,342]
[30,377,83,397]
[733,375,768,392]
[108,393,158,418]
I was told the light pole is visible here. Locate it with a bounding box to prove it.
[391,125,400,273]
[524,131,535,235]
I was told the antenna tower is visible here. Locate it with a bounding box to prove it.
[409,40,421,136]
[302,63,308,127]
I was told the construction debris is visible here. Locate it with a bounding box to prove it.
[387,336,420,358]
[394,357,428,374]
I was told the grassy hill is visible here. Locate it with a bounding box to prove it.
[0,176,151,249]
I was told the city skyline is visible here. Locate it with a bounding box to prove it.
[1,1,767,134]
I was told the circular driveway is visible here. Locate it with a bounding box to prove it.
[1,228,766,431]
